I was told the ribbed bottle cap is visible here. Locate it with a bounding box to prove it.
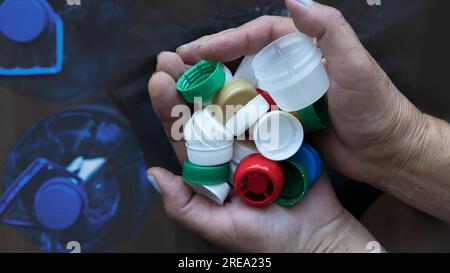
[176,60,226,103]
[182,160,230,185]
[252,32,330,112]
[276,159,309,207]
[186,142,233,167]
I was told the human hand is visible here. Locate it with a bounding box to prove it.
[174,0,428,188]
[282,0,448,224]
[147,1,377,252]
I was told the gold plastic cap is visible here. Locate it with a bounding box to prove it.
[212,79,258,123]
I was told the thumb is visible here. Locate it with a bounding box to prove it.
[148,167,234,245]
[147,167,194,217]
[285,0,363,60]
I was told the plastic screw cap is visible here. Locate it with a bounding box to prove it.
[34,177,86,230]
[221,63,233,83]
[212,79,258,123]
[296,95,329,132]
[291,143,323,186]
[188,183,230,205]
[176,60,226,103]
[183,161,231,205]
[233,154,284,207]
[276,159,309,207]
[182,160,230,185]
[234,55,258,87]
[253,110,304,161]
[229,140,259,183]
[252,32,330,112]
[191,106,234,147]
[186,142,233,167]
[225,94,270,137]
[232,140,259,165]
[0,0,51,43]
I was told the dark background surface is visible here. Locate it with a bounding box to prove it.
[0,0,449,252]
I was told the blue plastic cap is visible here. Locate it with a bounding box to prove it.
[34,178,85,230]
[292,143,323,186]
[0,0,51,43]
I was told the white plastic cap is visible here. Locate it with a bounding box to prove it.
[253,110,304,161]
[234,55,258,87]
[184,112,211,149]
[252,32,330,112]
[232,140,258,164]
[188,183,230,205]
[229,140,258,183]
[186,142,233,166]
[225,94,270,136]
[229,162,238,184]
[221,63,234,84]
[191,106,234,148]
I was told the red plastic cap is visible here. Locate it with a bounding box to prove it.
[256,89,277,109]
[233,154,284,207]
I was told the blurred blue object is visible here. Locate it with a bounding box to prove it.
[0,0,63,75]
[291,144,323,187]
[0,0,132,101]
[0,103,152,252]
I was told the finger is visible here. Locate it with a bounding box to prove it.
[156,51,187,80]
[148,167,194,212]
[148,72,187,162]
[148,167,235,241]
[178,16,297,63]
[176,28,237,65]
[285,0,363,60]
[176,35,212,65]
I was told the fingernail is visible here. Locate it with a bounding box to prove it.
[147,175,161,194]
[295,0,314,6]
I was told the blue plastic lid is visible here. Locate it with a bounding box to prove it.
[0,0,51,43]
[34,177,85,230]
[291,143,323,186]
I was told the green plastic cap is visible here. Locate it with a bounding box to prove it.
[182,160,230,185]
[276,159,310,207]
[176,60,226,103]
[297,95,329,132]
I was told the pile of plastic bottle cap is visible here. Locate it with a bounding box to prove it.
[177,32,330,207]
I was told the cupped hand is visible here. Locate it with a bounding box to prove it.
[174,0,425,186]
[147,1,378,252]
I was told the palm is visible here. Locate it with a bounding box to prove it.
[167,166,342,252]
[148,58,343,251]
